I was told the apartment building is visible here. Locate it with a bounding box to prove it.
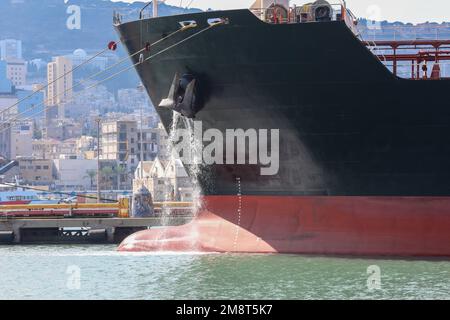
[43,119,82,141]
[100,120,164,189]
[47,56,72,106]
[17,158,54,186]
[0,121,33,160]
[5,58,27,87]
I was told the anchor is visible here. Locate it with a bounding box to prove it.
[159,73,199,118]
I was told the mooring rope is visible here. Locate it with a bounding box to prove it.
[0,22,223,136]
[0,25,188,128]
[0,182,117,203]
[0,40,123,120]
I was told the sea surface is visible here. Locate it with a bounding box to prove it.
[0,245,449,300]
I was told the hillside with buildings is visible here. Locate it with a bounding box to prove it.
[0,0,200,92]
[0,28,193,200]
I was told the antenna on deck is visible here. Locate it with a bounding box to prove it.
[139,1,159,19]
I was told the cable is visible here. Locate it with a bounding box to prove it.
[0,24,224,203]
[0,23,220,135]
[0,41,122,120]
[0,48,144,127]
[0,47,144,127]
[0,58,144,135]
[0,26,186,128]
[185,0,194,10]
[0,182,117,203]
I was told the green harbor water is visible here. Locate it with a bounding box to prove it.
[0,245,449,300]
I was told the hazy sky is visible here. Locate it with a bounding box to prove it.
[113,0,449,24]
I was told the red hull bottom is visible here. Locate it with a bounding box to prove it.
[118,196,450,257]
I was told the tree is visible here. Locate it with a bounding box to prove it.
[113,165,127,190]
[33,120,42,139]
[100,166,114,190]
[83,169,97,190]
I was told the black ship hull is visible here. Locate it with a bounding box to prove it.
[116,9,450,197]
[115,9,450,256]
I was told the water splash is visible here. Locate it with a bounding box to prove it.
[182,117,204,214]
[159,111,182,227]
[157,111,205,251]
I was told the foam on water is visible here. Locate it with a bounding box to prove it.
[0,246,218,257]
[155,111,205,252]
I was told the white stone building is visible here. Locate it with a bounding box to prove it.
[133,157,193,202]
[53,157,97,190]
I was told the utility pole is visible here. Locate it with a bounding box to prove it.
[96,118,101,203]
[137,85,146,186]
[140,103,145,182]
[153,0,158,18]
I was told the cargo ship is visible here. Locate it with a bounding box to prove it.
[114,0,450,257]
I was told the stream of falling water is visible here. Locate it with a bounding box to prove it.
[183,116,205,213]
[158,111,204,251]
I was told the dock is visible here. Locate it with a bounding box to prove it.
[0,201,194,244]
[0,216,192,244]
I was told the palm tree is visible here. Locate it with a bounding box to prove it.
[33,119,42,139]
[100,166,114,190]
[83,169,97,190]
[113,165,127,190]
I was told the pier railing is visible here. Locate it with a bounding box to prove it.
[0,201,194,219]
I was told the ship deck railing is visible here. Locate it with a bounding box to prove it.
[360,24,450,42]
[365,39,450,80]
